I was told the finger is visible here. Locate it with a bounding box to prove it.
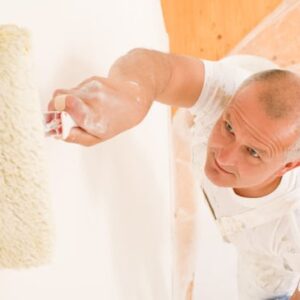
[76,76,117,91]
[64,127,102,146]
[63,95,91,128]
[48,99,56,112]
[76,76,103,89]
[49,93,85,113]
[47,96,66,112]
[48,88,77,110]
[48,94,99,136]
[52,88,74,98]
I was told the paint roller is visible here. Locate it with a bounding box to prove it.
[0,25,53,268]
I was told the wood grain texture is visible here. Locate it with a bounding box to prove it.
[161,0,282,59]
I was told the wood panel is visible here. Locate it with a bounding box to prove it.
[161,0,282,60]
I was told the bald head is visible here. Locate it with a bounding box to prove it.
[234,69,300,162]
[237,69,300,120]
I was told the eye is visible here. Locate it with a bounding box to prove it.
[224,121,234,134]
[247,147,260,159]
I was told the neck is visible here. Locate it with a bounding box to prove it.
[233,176,282,198]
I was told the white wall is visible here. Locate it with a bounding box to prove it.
[0,1,171,299]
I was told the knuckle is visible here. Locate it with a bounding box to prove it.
[65,133,77,143]
[47,100,55,110]
[53,89,64,97]
[89,76,100,81]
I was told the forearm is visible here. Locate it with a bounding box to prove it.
[108,48,171,104]
[108,48,204,108]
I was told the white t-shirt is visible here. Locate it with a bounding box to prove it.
[188,57,300,300]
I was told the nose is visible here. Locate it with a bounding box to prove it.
[215,143,239,167]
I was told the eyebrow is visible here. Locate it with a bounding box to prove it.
[224,112,268,156]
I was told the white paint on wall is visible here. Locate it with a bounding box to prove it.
[0,1,171,299]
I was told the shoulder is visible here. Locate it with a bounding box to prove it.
[188,55,277,118]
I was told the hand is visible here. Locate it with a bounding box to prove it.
[48,76,153,146]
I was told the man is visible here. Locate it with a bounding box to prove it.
[48,49,300,299]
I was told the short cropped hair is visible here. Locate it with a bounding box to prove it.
[237,69,300,162]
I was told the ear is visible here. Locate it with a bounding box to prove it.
[276,161,300,177]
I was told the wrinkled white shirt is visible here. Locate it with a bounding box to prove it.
[189,57,300,299]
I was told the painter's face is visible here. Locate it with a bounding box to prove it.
[205,83,298,188]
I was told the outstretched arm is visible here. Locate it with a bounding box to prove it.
[48,48,204,146]
[108,48,204,108]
